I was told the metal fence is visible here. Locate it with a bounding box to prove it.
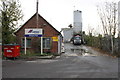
[101,37,111,52]
[101,37,120,54]
[86,36,120,55]
[118,38,120,52]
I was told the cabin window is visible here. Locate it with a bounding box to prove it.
[21,38,32,48]
[43,38,51,49]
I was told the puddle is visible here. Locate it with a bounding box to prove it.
[71,48,85,53]
[71,48,81,53]
[70,48,97,57]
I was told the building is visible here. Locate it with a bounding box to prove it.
[15,13,62,54]
[62,10,83,42]
[73,10,82,33]
[62,28,73,42]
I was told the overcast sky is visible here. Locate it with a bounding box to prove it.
[19,0,119,35]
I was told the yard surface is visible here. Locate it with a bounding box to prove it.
[2,43,119,79]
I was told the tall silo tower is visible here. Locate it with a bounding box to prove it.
[118,1,120,37]
[73,10,82,33]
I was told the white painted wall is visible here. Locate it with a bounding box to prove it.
[62,28,73,42]
[73,10,82,33]
[58,35,61,54]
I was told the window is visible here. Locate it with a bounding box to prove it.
[21,38,31,48]
[74,37,81,40]
[43,38,51,49]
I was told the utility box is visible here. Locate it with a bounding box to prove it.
[4,44,20,58]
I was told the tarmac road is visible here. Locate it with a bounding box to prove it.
[2,43,118,78]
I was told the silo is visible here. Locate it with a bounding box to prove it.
[73,10,82,33]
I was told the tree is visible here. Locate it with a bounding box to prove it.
[68,24,73,28]
[87,24,94,36]
[97,2,117,37]
[1,0,23,44]
[97,2,118,53]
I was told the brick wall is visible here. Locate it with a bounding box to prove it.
[15,13,60,54]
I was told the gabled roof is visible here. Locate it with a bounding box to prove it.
[15,13,61,35]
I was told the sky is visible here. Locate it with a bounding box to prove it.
[19,0,120,35]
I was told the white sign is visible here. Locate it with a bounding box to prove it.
[24,28,43,55]
[25,29,43,37]
[7,50,12,52]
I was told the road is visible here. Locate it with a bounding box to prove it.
[2,43,118,78]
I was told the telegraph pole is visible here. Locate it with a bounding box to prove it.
[36,0,38,28]
[36,0,43,54]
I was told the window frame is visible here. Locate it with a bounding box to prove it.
[43,37,52,49]
[21,37,32,48]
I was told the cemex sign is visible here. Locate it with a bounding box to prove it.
[24,28,43,55]
[25,29,43,37]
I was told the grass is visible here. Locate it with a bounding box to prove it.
[2,50,55,59]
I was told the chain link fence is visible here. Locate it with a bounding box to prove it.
[118,38,120,53]
[85,36,120,56]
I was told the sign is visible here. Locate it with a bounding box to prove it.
[52,37,58,41]
[25,29,43,37]
[24,28,43,55]
[7,50,12,52]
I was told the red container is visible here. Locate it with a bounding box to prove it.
[4,44,20,58]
